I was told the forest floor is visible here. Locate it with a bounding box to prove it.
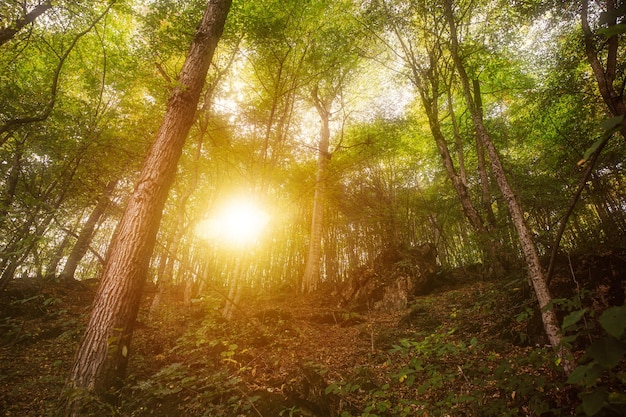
[0,250,625,416]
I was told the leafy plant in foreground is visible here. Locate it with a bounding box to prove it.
[562,305,626,417]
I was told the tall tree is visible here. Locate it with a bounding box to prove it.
[381,0,501,266]
[302,83,334,292]
[60,0,232,414]
[442,0,571,372]
[301,0,363,292]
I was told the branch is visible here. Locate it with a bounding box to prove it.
[0,1,53,47]
[0,1,116,141]
[546,132,614,284]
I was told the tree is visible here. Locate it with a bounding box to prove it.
[60,0,232,413]
[0,3,115,143]
[302,82,334,293]
[301,0,364,293]
[580,0,626,136]
[380,0,502,267]
[442,0,571,372]
[58,178,118,281]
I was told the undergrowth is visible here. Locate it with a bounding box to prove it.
[111,279,626,416]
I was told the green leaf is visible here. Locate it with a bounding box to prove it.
[580,116,624,165]
[581,388,608,416]
[562,309,587,331]
[567,363,603,387]
[325,382,338,395]
[587,337,623,368]
[608,391,626,405]
[597,24,626,37]
[599,306,626,339]
[599,115,625,131]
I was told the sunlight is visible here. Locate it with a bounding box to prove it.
[196,197,270,247]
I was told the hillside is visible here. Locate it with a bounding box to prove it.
[1,251,625,416]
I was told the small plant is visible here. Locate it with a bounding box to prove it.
[327,326,564,417]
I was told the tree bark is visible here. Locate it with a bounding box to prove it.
[59,179,118,281]
[443,0,571,372]
[46,231,73,279]
[61,1,232,414]
[445,80,468,188]
[390,18,491,242]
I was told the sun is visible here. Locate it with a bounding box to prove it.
[196,197,270,246]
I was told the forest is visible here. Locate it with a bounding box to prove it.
[0,0,625,416]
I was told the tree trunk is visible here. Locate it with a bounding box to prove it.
[581,0,626,137]
[0,141,23,225]
[151,106,209,316]
[301,87,331,293]
[46,231,73,279]
[443,0,571,372]
[422,92,487,235]
[472,79,497,230]
[445,82,468,188]
[61,1,231,414]
[59,179,118,281]
[222,257,242,320]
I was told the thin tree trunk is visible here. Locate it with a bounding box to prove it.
[46,231,73,279]
[222,258,242,320]
[472,79,497,230]
[423,93,487,235]
[302,87,331,293]
[59,179,118,281]
[545,0,626,282]
[61,2,231,414]
[443,0,571,373]
[445,82,468,188]
[0,141,23,225]
[0,156,79,289]
[387,14,493,255]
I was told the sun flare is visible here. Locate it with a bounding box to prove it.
[196,197,269,246]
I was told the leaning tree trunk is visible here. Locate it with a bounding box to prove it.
[60,1,232,414]
[59,179,118,281]
[443,0,571,373]
[419,73,502,267]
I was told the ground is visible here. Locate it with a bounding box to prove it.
[0,252,625,416]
